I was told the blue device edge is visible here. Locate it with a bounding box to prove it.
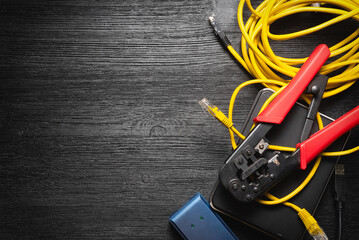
[169,193,238,240]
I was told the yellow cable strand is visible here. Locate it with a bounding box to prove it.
[322,145,359,156]
[262,193,302,212]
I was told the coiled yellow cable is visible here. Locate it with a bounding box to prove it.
[206,0,358,235]
[230,0,359,96]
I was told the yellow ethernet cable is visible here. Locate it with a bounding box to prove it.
[298,208,328,240]
[199,98,245,140]
[265,193,329,240]
[204,1,359,238]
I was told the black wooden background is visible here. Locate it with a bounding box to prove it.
[0,0,358,239]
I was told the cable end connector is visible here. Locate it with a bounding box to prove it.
[208,15,231,47]
[208,15,219,33]
[208,15,215,25]
[298,208,328,240]
[334,164,346,202]
[199,98,216,116]
[199,98,233,128]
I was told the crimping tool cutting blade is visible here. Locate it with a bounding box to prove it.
[219,44,359,203]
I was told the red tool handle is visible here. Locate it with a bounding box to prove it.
[298,105,359,170]
[254,44,330,124]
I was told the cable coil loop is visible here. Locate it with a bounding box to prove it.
[232,0,359,97]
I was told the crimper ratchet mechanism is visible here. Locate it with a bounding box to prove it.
[219,44,359,202]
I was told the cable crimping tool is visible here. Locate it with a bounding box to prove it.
[219,44,359,203]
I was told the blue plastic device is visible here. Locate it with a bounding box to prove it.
[169,193,238,240]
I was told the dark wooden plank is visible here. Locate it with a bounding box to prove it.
[0,0,358,239]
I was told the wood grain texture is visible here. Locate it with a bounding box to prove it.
[0,0,358,239]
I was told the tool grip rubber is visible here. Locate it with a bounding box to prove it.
[254,44,330,124]
[298,105,359,169]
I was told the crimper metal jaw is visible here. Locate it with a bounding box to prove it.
[226,152,299,202]
[219,124,299,202]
